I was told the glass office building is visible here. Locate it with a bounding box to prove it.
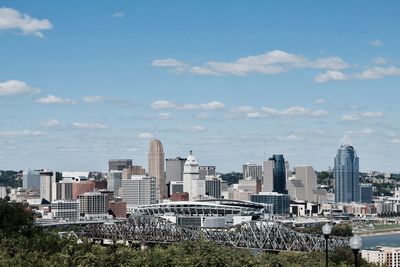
[334,144,360,203]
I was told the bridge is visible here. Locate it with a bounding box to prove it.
[76,216,349,252]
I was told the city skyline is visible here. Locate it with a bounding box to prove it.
[1,1,400,173]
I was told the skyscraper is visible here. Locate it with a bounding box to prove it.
[148,139,165,200]
[242,163,263,180]
[262,155,287,194]
[108,159,133,171]
[165,157,186,183]
[183,151,205,201]
[334,143,360,203]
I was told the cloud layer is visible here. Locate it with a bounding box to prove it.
[0,80,41,96]
[0,7,52,37]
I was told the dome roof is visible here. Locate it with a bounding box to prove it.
[185,150,198,165]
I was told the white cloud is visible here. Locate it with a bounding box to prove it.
[150,100,224,110]
[347,128,374,136]
[0,80,41,96]
[286,134,300,141]
[0,7,52,37]
[156,113,171,120]
[354,66,400,80]
[43,119,59,127]
[177,125,206,132]
[231,106,255,113]
[244,106,327,118]
[262,106,328,117]
[246,112,261,118]
[151,100,176,109]
[314,99,325,104]
[316,66,400,83]
[71,122,108,129]
[153,50,351,77]
[342,114,360,121]
[373,57,387,65]
[0,130,45,137]
[151,58,188,74]
[342,111,383,121]
[111,12,124,18]
[83,95,105,103]
[393,139,400,144]
[35,95,76,105]
[194,113,210,119]
[360,111,384,118]
[314,70,349,83]
[137,132,154,139]
[369,40,383,47]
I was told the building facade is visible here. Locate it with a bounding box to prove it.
[108,159,133,172]
[148,139,165,200]
[51,200,80,221]
[334,144,360,203]
[205,177,221,198]
[250,192,290,215]
[360,183,373,203]
[165,157,186,184]
[183,151,205,201]
[199,166,216,179]
[121,176,157,206]
[242,163,263,180]
[263,155,287,194]
[22,170,41,190]
[107,171,122,197]
[78,192,108,220]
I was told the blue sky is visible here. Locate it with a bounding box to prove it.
[0,1,399,173]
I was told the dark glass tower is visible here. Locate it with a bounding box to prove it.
[271,155,287,194]
[334,144,360,203]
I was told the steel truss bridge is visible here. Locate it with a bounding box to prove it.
[75,216,349,252]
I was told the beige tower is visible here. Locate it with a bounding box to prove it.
[148,139,165,200]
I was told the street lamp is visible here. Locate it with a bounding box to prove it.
[322,223,333,267]
[349,235,363,267]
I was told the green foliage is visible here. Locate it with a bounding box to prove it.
[294,223,353,237]
[0,200,379,267]
[316,171,333,186]
[0,170,22,188]
[220,172,243,185]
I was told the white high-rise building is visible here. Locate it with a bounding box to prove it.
[183,151,205,201]
[40,170,56,202]
[121,176,157,207]
[262,159,274,192]
[286,166,318,202]
[51,200,80,221]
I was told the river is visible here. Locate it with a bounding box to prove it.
[362,233,400,249]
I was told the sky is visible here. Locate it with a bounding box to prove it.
[0,1,399,173]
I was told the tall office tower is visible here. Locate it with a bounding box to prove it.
[242,163,263,180]
[183,151,205,201]
[40,170,56,202]
[78,192,108,220]
[250,192,290,215]
[121,176,157,206]
[238,178,262,193]
[360,183,373,203]
[263,155,287,193]
[148,139,165,200]
[165,157,186,184]
[205,177,221,198]
[107,171,123,197]
[22,170,41,190]
[51,200,80,221]
[122,166,145,179]
[108,159,133,171]
[199,166,216,179]
[286,166,318,202]
[334,142,360,203]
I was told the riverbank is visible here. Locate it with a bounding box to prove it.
[358,229,400,237]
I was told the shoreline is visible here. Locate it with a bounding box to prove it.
[358,230,400,237]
